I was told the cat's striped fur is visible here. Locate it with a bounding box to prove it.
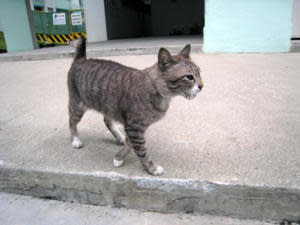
[68,37,203,175]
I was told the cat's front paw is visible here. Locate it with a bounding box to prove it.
[149,165,164,176]
[72,136,84,149]
[113,158,124,167]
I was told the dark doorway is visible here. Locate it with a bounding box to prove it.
[104,0,204,40]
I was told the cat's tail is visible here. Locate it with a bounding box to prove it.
[73,35,86,61]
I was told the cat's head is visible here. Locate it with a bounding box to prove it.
[157,45,203,100]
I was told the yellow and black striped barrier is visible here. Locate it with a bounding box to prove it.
[36,32,87,45]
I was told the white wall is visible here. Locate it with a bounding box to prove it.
[45,0,55,10]
[29,0,34,10]
[83,0,107,42]
[292,0,300,38]
[70,0,81,9]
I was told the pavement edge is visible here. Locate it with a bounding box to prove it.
[0,165,299,221]
[0,46,202,62]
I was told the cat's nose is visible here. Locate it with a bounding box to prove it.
[198,84,203,91]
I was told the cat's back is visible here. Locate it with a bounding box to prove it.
[70,58,137,77]
[68,58,152,118]
[69,58,140,97]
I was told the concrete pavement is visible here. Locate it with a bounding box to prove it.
[0,193,275,225]
[0,51,300,221]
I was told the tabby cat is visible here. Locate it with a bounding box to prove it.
[68,37,203,175]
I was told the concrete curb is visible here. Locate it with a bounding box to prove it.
[1,42,299,62]
[0,165,299,221]
[0,45,202,62]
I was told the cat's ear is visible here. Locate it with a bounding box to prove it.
[179,44,191,58]
[158,48,175,71]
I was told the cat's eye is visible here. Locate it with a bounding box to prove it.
[185,75,194,81]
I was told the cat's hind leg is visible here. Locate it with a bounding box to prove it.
[104,117,126,145]
[69,102,85,149]
[104,118,132,167]
[113,136,132,167]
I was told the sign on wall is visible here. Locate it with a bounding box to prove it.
[71,12,83,25]
[53,13,66,25]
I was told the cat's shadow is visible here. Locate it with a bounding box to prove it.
[99,137,123,146]
[80,135,124,149]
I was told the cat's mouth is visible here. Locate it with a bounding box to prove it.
[182,91,197,100]
[182,84,202,100]
[182,83,203,100]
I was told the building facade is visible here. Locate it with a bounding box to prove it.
[0,0,298,53]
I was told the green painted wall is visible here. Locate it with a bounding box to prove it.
[203,0,294,53]
[0,0,37,52]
